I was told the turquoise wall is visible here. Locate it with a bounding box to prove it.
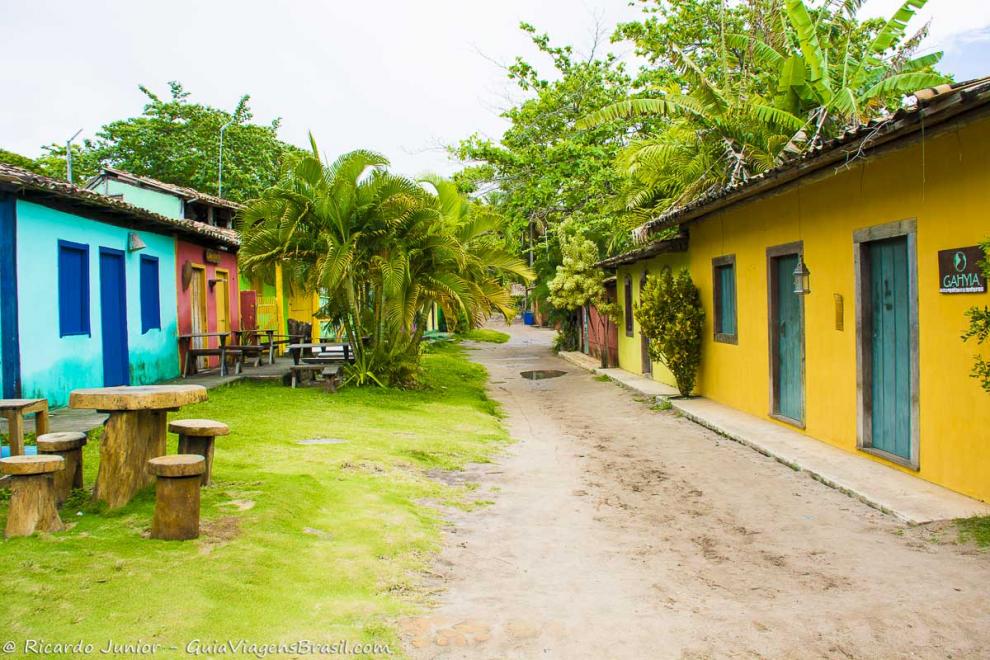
[15,201,179,407]
[94,179,184,219]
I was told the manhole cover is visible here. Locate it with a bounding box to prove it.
[297,438,348,445]
[519,370,567,380]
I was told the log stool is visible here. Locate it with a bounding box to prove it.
[0,399,49,456]
[168,419,229,486]
[1,455,64,538]
[36,432,87,505]
[147,455,205,541]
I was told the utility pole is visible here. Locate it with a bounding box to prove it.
[65,129,82,183]
[218,119,235,198]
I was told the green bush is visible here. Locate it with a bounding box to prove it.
[964,240,990,393]
[635,268,704,396]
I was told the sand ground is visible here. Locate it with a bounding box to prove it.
[400,322,990,659]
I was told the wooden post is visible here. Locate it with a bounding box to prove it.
[148,455,205,541]
[36,432,87,505]
[1,455,64,538]
[93,410,167,509]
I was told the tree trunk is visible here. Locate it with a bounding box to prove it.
[6,474,63,538]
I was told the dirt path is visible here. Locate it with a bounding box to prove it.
[400,322,990,659]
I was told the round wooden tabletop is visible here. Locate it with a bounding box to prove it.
[68,385,208,411]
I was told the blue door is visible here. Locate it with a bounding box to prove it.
[868,237,911,459]
[99,248,130,386]
[773,254,803,422]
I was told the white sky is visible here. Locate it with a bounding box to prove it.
[1,0,988,179]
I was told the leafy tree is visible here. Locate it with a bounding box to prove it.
[581,0,947,219]
[635,269,704,396]
[239,140,533,387]
[454,22,649,317]
[547,222,620,366]
[964,240,990,393]
[0,148,45,174]
[23,82,301,201]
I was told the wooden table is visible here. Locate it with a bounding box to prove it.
[69,385,207,509]
[0,399,49,456]
[287,342,352,366]
[179,332,236,377]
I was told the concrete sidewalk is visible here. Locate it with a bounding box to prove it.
[559,351,990,524]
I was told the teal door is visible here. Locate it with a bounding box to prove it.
[773,254,803,422]
[868,237,911,459]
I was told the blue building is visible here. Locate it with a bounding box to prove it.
[0,164,237,407]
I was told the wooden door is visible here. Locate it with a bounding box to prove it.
[770,252,804,423]
[867,236,911,459]
[640,273,652,375]
[215,270,230,334]
[190,266,207,366]
[99,248,130,386]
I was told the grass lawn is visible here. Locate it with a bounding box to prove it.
[462,328,510,343]
[0,343,507,656]
[957,516,990,548]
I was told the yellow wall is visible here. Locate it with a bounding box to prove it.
[615,252,690,388]
[649,115,990,502]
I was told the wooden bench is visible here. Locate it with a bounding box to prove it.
[36,432,87,505]
[289,364,343,391]
[147,455,205,541]
[169,419,229,486]
[0,399,49,456]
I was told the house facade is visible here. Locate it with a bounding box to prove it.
[600,80,990,503]
[88,169,242,367]
[0,165,232,406]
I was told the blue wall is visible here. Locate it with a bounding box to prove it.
[15,201,179,407]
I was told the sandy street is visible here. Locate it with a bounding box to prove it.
[400,322,990,659]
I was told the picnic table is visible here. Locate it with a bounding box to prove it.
[69,385,207,509]
[179,332,239,377]
[233,330,302,365]
[0,399,48,456]
[287,342,353,366]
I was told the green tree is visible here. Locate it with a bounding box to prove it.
[635,269,704,396]
[547,222,619,366]
[581,0,947,219]
[964,240,990,393]
[454,22,649,318]
[0,148,45,174]
[24,82,301,201]
[239,140,532,387]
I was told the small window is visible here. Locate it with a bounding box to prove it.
[713,255,737,343]
[139,255,161,333]
[624,274,634,337]
[58,240,90,337]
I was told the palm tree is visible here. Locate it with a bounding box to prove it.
[578,0,947,220]
[238,138,532,386]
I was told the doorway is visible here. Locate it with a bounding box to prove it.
[215,269,230,334]
[99,248,130,386]
[640,272,652,376]
[767,243,804,425]
[854,221,919,468]
[190,265,208,367]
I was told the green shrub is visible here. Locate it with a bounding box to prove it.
[635,268,704,397]
[964,240,990,393]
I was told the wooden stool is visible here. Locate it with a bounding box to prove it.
[147,455,205,541]
[0,455,64,538]
[36,432,87,505]
[168,419,229,486]
[0,399,49,456]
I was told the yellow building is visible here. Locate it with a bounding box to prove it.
[602,79,990,503]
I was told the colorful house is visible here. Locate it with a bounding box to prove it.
[0,165,230,407]
[599,79,990,503]
[87,169,241,367]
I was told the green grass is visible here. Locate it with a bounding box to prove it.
[957,516,990,547]
[0,343,508,655]
[461,328,510,343]
[593,374,611,382]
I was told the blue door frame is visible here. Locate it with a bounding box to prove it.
[99,247,130,386]
[0,195,20,398]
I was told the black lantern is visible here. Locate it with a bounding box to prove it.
[793,254,811,295]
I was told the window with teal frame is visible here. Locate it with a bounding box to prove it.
[712,255,737,343]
